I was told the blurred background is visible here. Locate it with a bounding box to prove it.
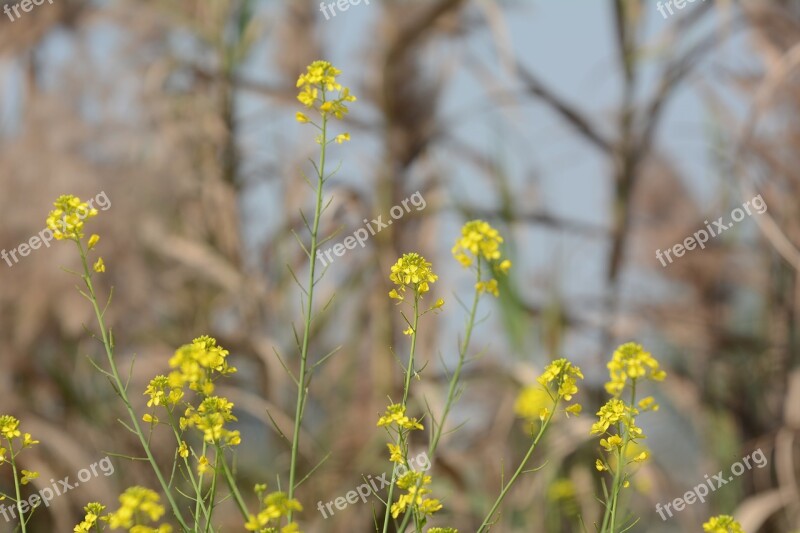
[1,0,800,531]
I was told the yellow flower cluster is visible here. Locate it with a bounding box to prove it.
[452,220,511,297]
[377,404,423,431]
[181,396,241,447]
[390,471,442,519]
[703,515,745,533]
[0,415,39,486]
[244,486,303,533]
[516,358,584,422]
[295,60,356,123]
[605,342,666,397]
[74,502,107,533]
[144,375,184,409]
[105,487,172,532]
[428,529,458,533]
[168,335,236,396]
[388,253,438,302]
[46,194,98,241]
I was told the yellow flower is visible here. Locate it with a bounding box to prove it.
[605,342,666,397]
[178,441,189,459]
[106,487,169,530]
[703,515,745,533]
[475,279,499,297]
[45,195,98,241]
[0,415,21,440]
[387,443,404,464]
[632,451,649,463]
[168,335,236,395]
[73,502,106,533]
[600,435,623,451]
[246,491,303,530]
[638,396,659,412]
[142,413,158,424]
[93,257,105,273]
[377,404,423,431]
[182,396,239,446]
[595,459,607,471]
[514,386,551,421]
[144,375,184,408]
[451,220,508,267]
[296,60,355,121]
[388,253,438,301]
[537,358,584,401]
[565,404,582,417]
[20,470,38,485]
[87,234,100,250]
[295,112,310,123]
[21,432,38,448]
[334,133,350,144]
[197,455,211,475]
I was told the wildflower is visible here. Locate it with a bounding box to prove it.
[600,435,623,451]
[106,487,170,531]
[244,491,303,531]
[387,443,404,464]
[144,375,184,408]
[632,451,649,463]
[638,396,659,412]
[87,234,100,250]
[565,404,582,417]
[391,472,441,518]
[428,529,458,533]
[73,502,106,533]
[295,112,309,123]
[475,279,499,297]
[377,404,423,431]
[452,220,505,266]
[142,413,158,424]
[590,398,639,436]
[178,441,189,459]
[20,470,38,485]
[605,342,666,397]
[197,455,211,475]
[93,258,105,273]
[45,195,98,241]
[296,60,356,121]
[388,253,438,301]
[0,415,21,440]
[182,396,239,446]
[334,133,350,144]
[703,515,745,533]
[595,459,607,471]
[537,358,584,402]
[168,335,236,395]
[514,386,551,421]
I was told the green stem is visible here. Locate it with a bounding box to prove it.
[164,409,209,529]
[7,440,25,533]
[215,443,249,520]
[287,109,329,520]
[382,294,421,533]
[602,381,637,533]
[476,400,558,533]
[398,260,483,532]
[76,241,190,531]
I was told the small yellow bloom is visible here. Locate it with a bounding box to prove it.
[93,258,105,273]
[595,459,607,471]
[20,470,39,485]
[538,407,549,421]
[178,441,189,459]
[387,443,404,464]
[389,253,438,301]
[403,326,414,336]
[142,413,158,424]
[632,451,649,463]
[22,433,38,448]
[197,455,211,474]
[565,403,582,417]
[334,133,350,144]
[295,112,309,123]
[702,515,745,533]
[87,234,100,250]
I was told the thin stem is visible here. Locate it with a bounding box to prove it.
[476,400,558,533]
[7,440,25,533]
[75,240,190,531]
[216,443,249,520]
[287,109,329,520]
[382,294,421,533]
[398,259,483,532]
[602,380,637,533]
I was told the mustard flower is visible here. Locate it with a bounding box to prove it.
[87,234,100,250]
[244,490,303,532]
[0,415,21,440]
[387,443,404,464]
[428,529,458,533]
[20,469,38,485]
[181,396,240,446]
[537,358,584,402]
[605,342,666,397]
[391,472,442,519]
[296,60,356,121]
[377,403,423,431]
[178,441,189,459]
[168,335,236,395]
[451,219,508,266]
[144,375,184,408]
[703,515,745,533]
[46,195,98,241]
[388,253,438,301]
[73,502,106,533]
[93,257,105,273]
[106,487,170,531]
